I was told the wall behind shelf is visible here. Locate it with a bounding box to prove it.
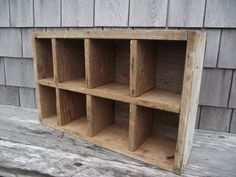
[0,0,236,134]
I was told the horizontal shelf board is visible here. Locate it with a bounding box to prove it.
[38,77,55,87]
[34,30,188,41]
[134,89,181,113]
[58,78,86,89]
[56,82,180,113]
[41,119,174,172]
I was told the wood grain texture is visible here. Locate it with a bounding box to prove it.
[94,0,129,26]
[55,39,85,83]
[2,105,236,176]
[114,40,130,84]
[85,39,115,88]
[174,31,206,173]
[4,58,35,88]
[129,0,167,27]
[199,69,233,107]
[0,58,5,85]
[130,40,156,96]
[204,0,236,28]
[199,106,232,132]
[10,0,33,27]
[203,29,221,68]
[38,85,56,119]
[19,87,36,108]
[0,0,10,27]
[87,95,114,137]
[153,110,179,141]
[0,29,21,57]
[230,110,236,134]
[34,39,53,80]
[129,104,153,151]
[229,71,236,108]
[22,28,45,58]
[156,41,186,93]
[0,86,19,106]
[34,0,60,27]
[168,0,205,27]
[218,29,236,69]
[0,105,182,177]
[58,89,86,126]
[35,30,188,41]
[62,0,93,27]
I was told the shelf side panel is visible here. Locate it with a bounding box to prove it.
[87,95,114,137]
[174,31,206,174]
[129,104,153,151]
[130,40,156,96]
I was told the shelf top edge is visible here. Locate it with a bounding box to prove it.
[33,29,197,41]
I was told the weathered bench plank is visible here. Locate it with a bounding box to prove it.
[0,105,235,177]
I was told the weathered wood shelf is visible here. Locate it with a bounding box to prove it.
[33,30,206,174]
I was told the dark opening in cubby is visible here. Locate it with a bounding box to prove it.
[87,39,130,96]
[56,39,85,87]
[38,85,57,120]
[129,105,179,169]
[58,89,87,137]
[131,40,187,100]
[35,39,54,83]
[87,95,130,149]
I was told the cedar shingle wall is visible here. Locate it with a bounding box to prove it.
[0,0,235,133]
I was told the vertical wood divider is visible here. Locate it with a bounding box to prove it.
[129,104,153,151]
[130,40,156,97]
[87,95,114,137]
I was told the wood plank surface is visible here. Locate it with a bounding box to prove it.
[34,30,188,41]
[130,40,156,96]
[0,105,235,177]
[129,104,153,151]
[174,31,206,174]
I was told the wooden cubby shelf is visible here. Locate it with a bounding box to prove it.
[33,30,206,174]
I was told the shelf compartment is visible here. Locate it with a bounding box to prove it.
[129,104,179,170]
[38,85,57,120]
[86,39,130,95]
[87,95,129,149]
[131,40,186,97]
[57,89,86,127]
[55,39,85,86]
[35,39,54,80]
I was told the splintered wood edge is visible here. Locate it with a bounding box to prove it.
[33,29,188,41]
